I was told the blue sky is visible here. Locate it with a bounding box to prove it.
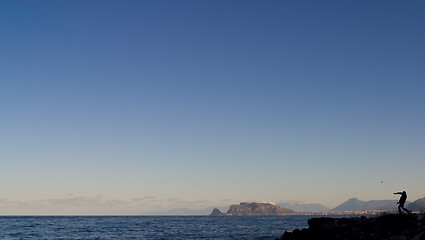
[1,0,425,214]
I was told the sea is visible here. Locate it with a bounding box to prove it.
[0,215,318,240]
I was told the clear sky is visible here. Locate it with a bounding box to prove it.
[1,0,424,214]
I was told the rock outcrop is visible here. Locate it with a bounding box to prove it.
[209,208,226,216]
[276,213,425,240]
[225,202,294,216]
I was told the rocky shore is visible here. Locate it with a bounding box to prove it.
[276,213,425,240]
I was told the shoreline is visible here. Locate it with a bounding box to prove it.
[276,213,425,240]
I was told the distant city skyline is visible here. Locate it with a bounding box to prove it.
[1,1,424,214]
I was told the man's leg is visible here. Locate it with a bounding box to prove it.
[402,206,410,214]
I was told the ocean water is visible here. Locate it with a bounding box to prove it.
[0,215,313,240]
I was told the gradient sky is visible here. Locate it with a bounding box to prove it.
[1,0,425,214]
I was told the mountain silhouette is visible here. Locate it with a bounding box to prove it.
[407,197,425,211]
[332,198,399,211]
[277,201,329,212]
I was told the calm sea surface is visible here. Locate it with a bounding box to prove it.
[0,215,315,240]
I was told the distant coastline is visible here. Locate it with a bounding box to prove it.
[209,202,403,217]
[209,197,425,216]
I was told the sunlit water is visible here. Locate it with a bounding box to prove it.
[0,215,314,240]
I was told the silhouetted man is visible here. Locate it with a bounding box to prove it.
[394,191,410,214]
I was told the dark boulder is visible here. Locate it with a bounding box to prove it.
[277,214,425,240]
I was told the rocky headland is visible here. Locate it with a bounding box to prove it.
[210,202,294,216]
[276,213,425,240]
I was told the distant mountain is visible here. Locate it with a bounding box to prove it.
[332,198,399,211]
[408,197,425,211]
[277,201,330,212]
[210,202,294,216]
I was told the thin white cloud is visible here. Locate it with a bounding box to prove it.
[0,195,128,215]
[0,195,217,215]
[132,195,156,202]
